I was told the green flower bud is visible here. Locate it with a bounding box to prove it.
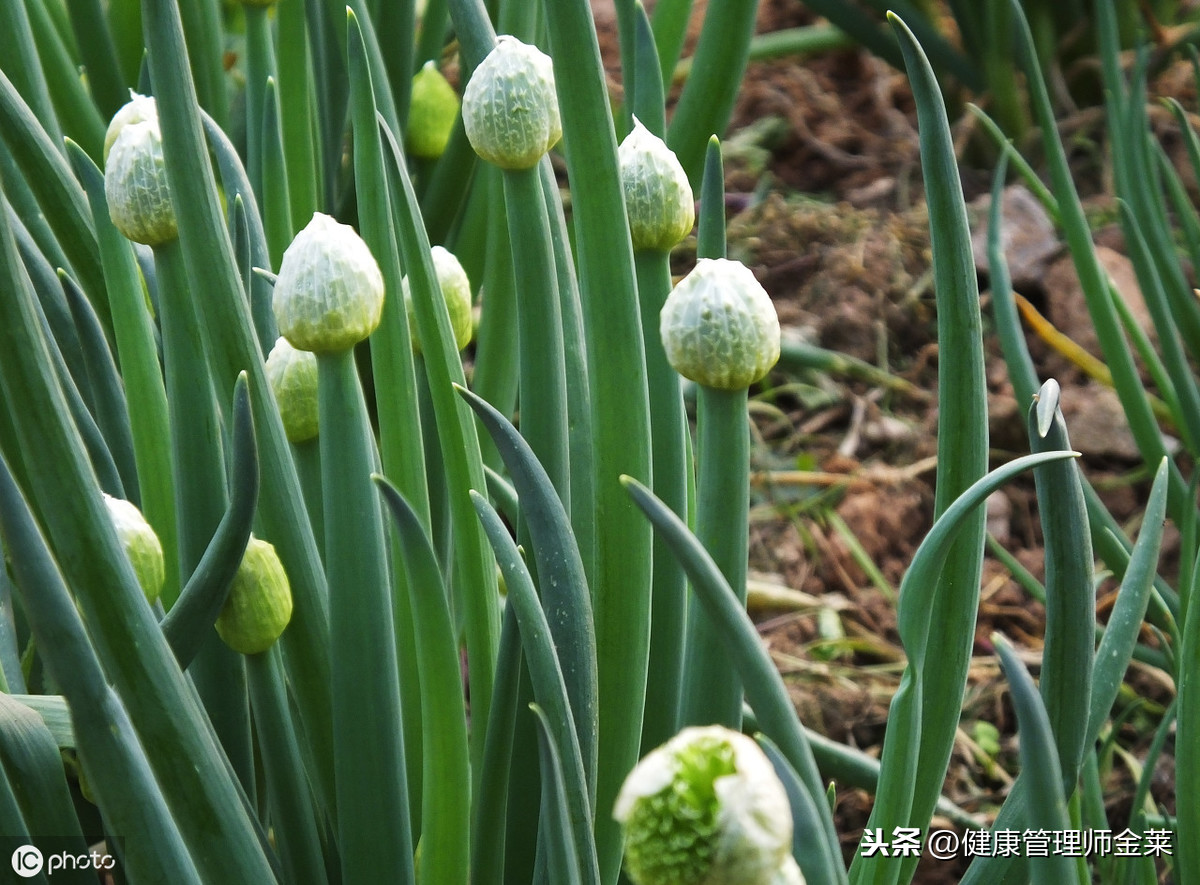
[407,61,460,159]
[614,725,800,885]
[462,35,561,170]
[619,118,695,252]
[273,213,385,353]
[660,258,781,390]
[215,536,293,655]
[105,117,178,246]
[264,337,319,443]
[102,493,165,606]
[104,91,158,162]
[403,246,474,354]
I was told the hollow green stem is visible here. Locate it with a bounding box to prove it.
[377,480,471,885]
[665,0,758,187]
[246,647,329,885]
[470,164,518,471]
[244,4,277,204]
[318,347,414,884]
[276,0,322,227]
[64,0,128,120]
[503,164,569,501]
[635,249,687,751]
[650,0,693,87]
[679,385,749,730]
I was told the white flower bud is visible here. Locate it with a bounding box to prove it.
[407,62,460,159]
[102,493,165,606]
[462,36,561,170]
[272,213,385,353]
[619,118,695,252]
[264,337,319,443]
[216,536,293,655]
[105,116,178,246]
[403,246,474,354]
[615,725,798,885]
[660,258,781,390]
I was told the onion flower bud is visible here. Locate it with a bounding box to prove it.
[105,114,178,246]
[102,493,165,606]
[103,91,158,162]
[462,35,561,170]
[615,725,802,885]
[660,258,780,391]
[403,246,474,354]
[215,535,293,655]
[619,118,695,252]
[407,61,460,159]
[264,337,319,443]
[272,213,386,353]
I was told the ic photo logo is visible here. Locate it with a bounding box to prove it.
[11,845,43,878]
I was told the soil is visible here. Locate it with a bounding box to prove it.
[596,0,1185,881]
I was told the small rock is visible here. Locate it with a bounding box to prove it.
[1058,383,1142,461]
[1042,246,1155,361]
[971,185,1060,288]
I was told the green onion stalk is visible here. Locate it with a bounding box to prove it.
[618,113,695,750]
[463,34,570,502]
[238,0,279,210]
[666,258,781,730]
[272,212,415,883]
[537,1,655,874]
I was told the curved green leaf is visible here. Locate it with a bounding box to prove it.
[376,477,470,885]
[160,374,259,669]
[758,734,848,885]
[457,384,597,796]
[471,490,600,885]
[993,636,1076,885]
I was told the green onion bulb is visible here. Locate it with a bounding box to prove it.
[615,725,803,885]
[619,118,695,252]
[407,61,460,159]
[660,258,781,390]
[215,536,293,655]
[403,246,474,354]
[272,213,385,353]
[264,337,320,443]
[102,493,165,606]
[462,35,561,170]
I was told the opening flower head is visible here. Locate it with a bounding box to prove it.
[614,725,801,885]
